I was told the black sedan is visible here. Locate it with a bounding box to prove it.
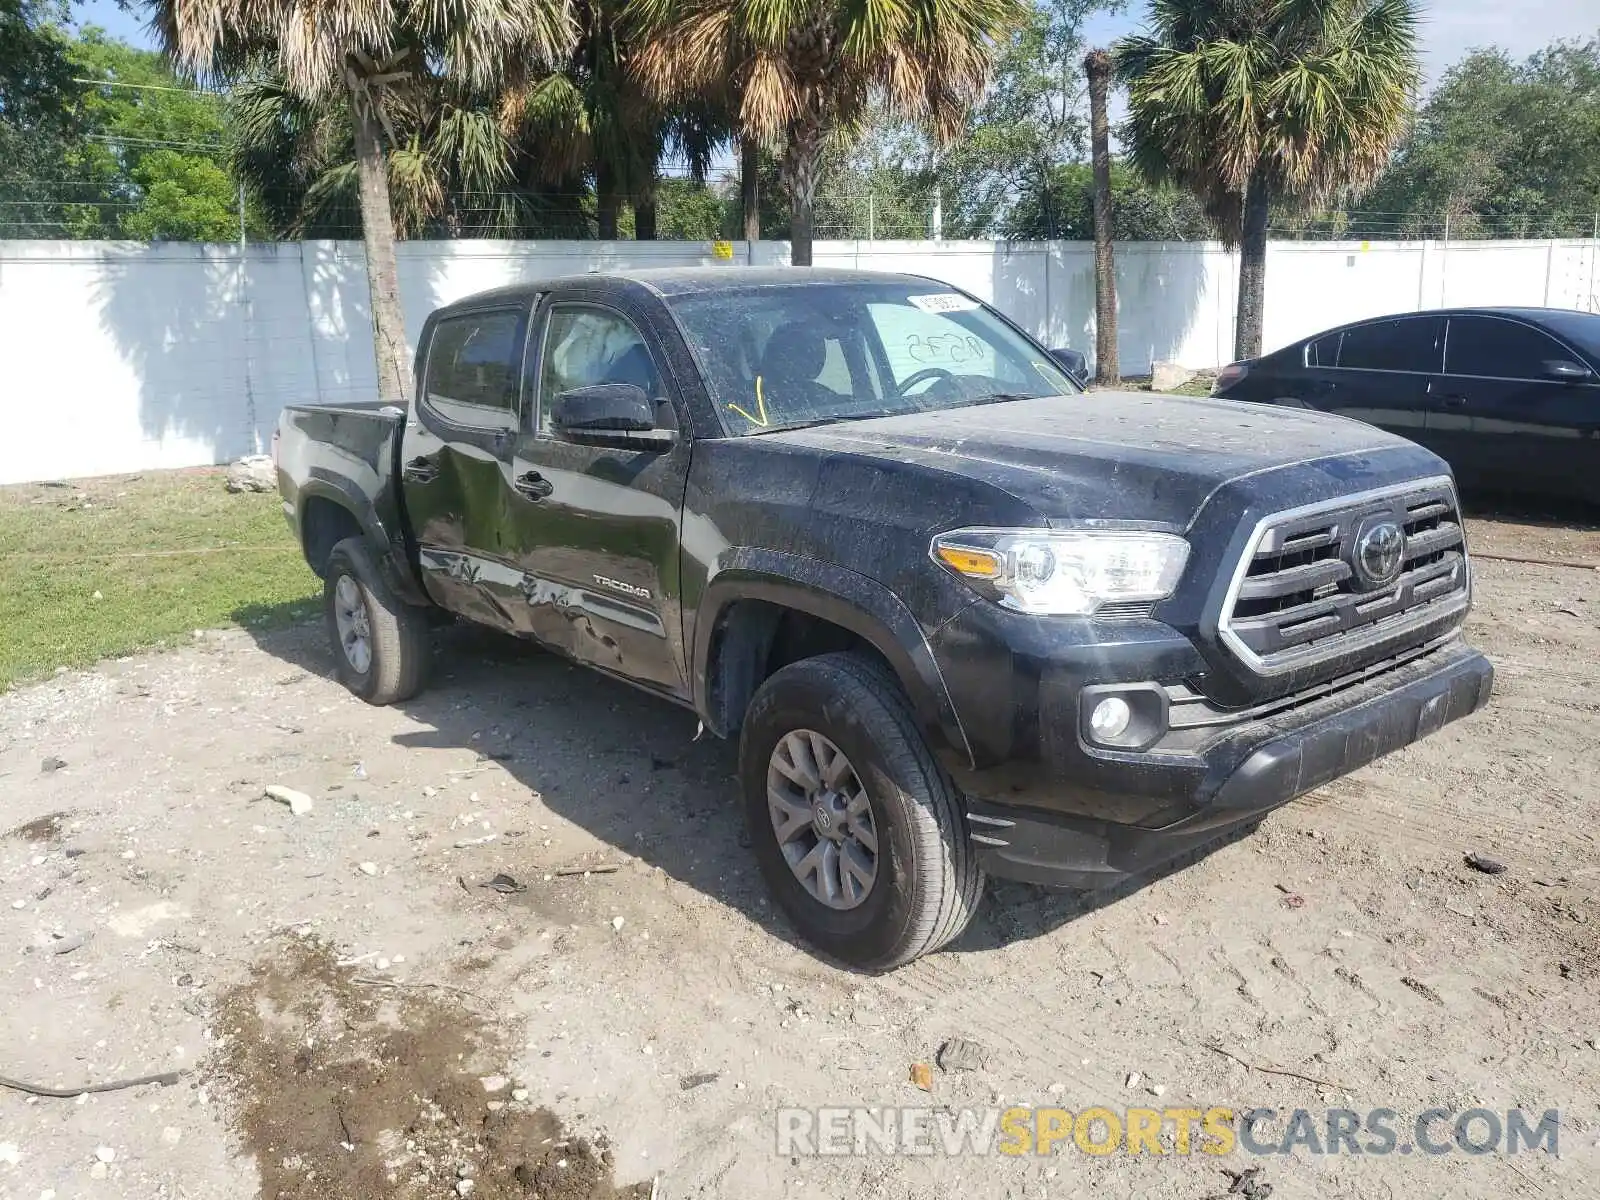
[1212,306,1600,505]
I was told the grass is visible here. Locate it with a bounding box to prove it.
[1158,376,1217,397]
[0,469,321,691]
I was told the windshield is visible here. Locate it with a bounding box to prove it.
[666,281,1080,435]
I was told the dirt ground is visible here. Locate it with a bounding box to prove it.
[2,509,1598,1200]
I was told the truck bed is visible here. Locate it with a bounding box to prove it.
[275,400,414,589]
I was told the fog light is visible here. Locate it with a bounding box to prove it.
[1089,697,1132,743]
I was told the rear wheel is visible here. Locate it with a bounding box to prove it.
[324,537,430,705]
[739,652,983,970]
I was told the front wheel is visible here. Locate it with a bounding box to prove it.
[739,652,984,970]
[323,537,431,705]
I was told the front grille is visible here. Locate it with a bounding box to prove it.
[1217,478,1469,675]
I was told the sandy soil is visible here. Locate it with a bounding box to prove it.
[2,513,1598,1200]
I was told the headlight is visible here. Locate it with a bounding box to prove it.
[931,528,1190,616]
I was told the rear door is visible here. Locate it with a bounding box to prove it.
[1323,315,1442,450]
[400,302,531,630]
[1240,330,1345,409]
[1432,314,1599,500]
[502,299,693,697]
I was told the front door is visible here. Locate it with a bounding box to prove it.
[1431,314,1600,500]
[399,302,530,631]
[504,301,693,697]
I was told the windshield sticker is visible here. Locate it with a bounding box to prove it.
[727,375,772,427]
[908,292,980,314]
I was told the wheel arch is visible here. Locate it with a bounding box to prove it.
[296,476,430,606]
[693,550,973,769]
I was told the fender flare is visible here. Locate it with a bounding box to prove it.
[297,472,430,607]
[692,548,974,768]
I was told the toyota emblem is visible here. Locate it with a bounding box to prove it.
[1354,520,1405,589]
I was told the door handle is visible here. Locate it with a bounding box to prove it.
[1439,395,1468,410]
[514,469,554,501]
[402,457,440,483]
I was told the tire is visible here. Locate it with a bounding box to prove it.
[738,652,984,970]
[323,537,431,705]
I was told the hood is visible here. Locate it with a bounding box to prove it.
[762,391,1420,529]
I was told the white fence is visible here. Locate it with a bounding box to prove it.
[2,235,1597,484]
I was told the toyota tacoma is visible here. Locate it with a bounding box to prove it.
[274,268,1493,969]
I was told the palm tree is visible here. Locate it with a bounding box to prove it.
[628,0,1026,266]
[230,70,542,240]
[154,0,575,402]
[1084,47,1118,386]
[1117,0,1420,360]
[502,0,727,239]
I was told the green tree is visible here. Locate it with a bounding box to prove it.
[1117,0,1421,360]
[1005,160,1213,238]
[934,0,1103,236]
[67,28,249,240]
[155,0,575,402]
[631,0,1026,265]
[652,175,733,238]
[1361,38,1600,239]
[0,0,86,236]
[502,0,727,240]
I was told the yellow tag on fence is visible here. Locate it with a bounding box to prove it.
[711,240,735,260]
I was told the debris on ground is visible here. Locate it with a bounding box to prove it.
[1400,976,1445,1005]
[263,785,314,817]
[40,756,67,773]
[1280,893,1306,909]
[477,873,527,894]
[935,1038,988,1074]
[5,811,66,841]
[678,1073,719,1091]
[1465,852,1507,875]
[213,940,647,1200]
[909,1063,933,1091]
[1223,1165,1273,1199]
[49,931,88,955]
[0,1067,187,1098]
[224,455,276,493]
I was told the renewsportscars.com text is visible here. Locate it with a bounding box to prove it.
[776,1106,1560,1158]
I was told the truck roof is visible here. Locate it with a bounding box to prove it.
[431,267,941,314]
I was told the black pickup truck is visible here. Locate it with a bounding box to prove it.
[275,267,1493,969]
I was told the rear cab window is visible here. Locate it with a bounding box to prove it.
[422,309,527,431]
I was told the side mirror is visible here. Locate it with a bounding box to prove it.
[552,383,676,448]
[1049,347,1089,387]
[1542,359,1593,383]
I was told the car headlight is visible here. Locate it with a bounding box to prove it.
[931,528,1190,616]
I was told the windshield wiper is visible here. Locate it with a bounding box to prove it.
[968,391,1043,406]
[750,414,865,434]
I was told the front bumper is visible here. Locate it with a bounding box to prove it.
[959,638,1493,888]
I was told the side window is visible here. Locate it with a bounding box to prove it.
[866,302,1023,388]
[1305,331,1341,367]
[423,310,524,431]
[1337,317,1441,373]
[537,306,660,433]
[1445,316,1570,379]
